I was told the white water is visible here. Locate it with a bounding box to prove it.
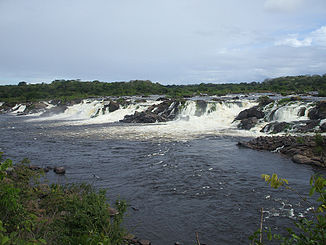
[23,98,324,140]
[266,101,313,122]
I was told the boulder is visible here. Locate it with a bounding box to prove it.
[54,167,65,175]
[298,107,306,117]
[238,117,258,130]
[257,96,274,107]
[120,100,182,123]
[108,101,120,112]
[41,105,68,117]
[261,122,292,134]
[308,101,326,120]
[235,106,264,121]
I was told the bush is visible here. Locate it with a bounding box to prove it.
[0,153,127,244]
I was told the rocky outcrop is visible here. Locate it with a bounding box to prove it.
[308,101,326,120]
[238,136,326,167]
[104,101,120,112]
[120,100,183,123]
[257,96,274,107]
[238,117,258,130]
[261,122,292,134]
[235,106,265,120]
[235,106,265,130]
[261,120,320,134]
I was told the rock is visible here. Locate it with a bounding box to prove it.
[138,239,151,245]
[292,154,322,166]
[308,101,326,120]
[29,165,41,171]
[257,96,274,107]
[238,117,258,130]
[320,122,326,132]
[41,105,68,117]
[54,167,65,174]
[120,100,182,123]
[235,106,264,121]
[298,107,306,117]
[108,101,120,112]
[296,120,320,133]
[238,136,326,168]
[108,207,119,216]
[261,122,292,134]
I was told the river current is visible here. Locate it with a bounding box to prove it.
[1,98,325,244]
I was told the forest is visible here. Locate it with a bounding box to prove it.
[0,74,326,102]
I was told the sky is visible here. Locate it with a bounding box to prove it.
[0,0,325,85]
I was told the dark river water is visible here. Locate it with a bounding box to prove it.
[1,114,324,244]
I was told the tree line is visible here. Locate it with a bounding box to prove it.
[1,74,326,102]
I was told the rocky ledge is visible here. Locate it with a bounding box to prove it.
[238,135,326,167]
[120,99,184,123]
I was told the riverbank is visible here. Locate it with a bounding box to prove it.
[238,135,326,167]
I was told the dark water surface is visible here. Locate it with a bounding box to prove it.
[1,114,324,244]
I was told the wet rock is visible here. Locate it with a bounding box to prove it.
[238,117,258,130]
[108,101,120,112]
[257,96,274,107]
[54,167,65,175]
[238,136,326,168]
[261,122,292,134]
[235,106,264,121]
[320,122,326,132]
[308,101,326,120]
[298,107,306,117]
[292,154,322,166]
[41,105,68,117]
[296,120,320,133]
[120,100,182,123]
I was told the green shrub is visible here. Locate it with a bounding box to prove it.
[0,153,127,244]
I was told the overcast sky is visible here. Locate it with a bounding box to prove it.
[0,0,325,85]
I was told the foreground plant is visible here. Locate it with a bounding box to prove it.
[0,152,127,244]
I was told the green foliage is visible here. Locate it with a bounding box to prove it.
[0,154,127,245]
[250,173,326,244]
[296,137,305,144]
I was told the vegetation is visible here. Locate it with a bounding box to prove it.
[1,74,326,103]
[0,153,127,245]
[250,173,326,244]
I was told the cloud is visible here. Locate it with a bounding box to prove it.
[275,36,312,47]
[264,0,304,12]
[311,26,326,46]
[275,26,326,48]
